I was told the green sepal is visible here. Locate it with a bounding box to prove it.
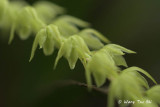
[79,28,110,45]
[29,28,47,61]
[122,67,157,84]
[54,35,90,69]
[86,50,118,87]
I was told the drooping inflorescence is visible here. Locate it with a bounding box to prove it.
[0,0,160,107]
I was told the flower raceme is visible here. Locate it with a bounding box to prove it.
[0,0,160,107]
[86,44,136,88]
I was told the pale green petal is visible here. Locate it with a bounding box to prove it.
[54,35,90,70]
[102,44,136,67]
[29,34,39,62]
[79,32,104,49]
[42,25,56,56]
[54,39,72,69]
[86,51,118,87]
[122,67,157,84]
[108,44,136,54]
[53,20,79,37]
[19,6,45,33]
[8,23,15,44]
[67,47,78,69]
[136,72,149,89]
[112,55,128,67]
[79,28,110,43]
[92,71,106,87]
[37,29,47,48]
[107,79,117,107]
[71,35,90,54]
[50,25,62,48]
[43,37,54,56]
[29,28,46,61]
[103,45,124,55]
[18,25,32,40]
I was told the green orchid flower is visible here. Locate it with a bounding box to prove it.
[8,6,46,44]
[101,44,136,67]
[107,67,157,107]
[54,35,91,69]
[86,50,119,88]
[86,44,136,88]
[30,24,62,61]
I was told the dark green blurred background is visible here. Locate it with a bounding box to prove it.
[0,0,160,107]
